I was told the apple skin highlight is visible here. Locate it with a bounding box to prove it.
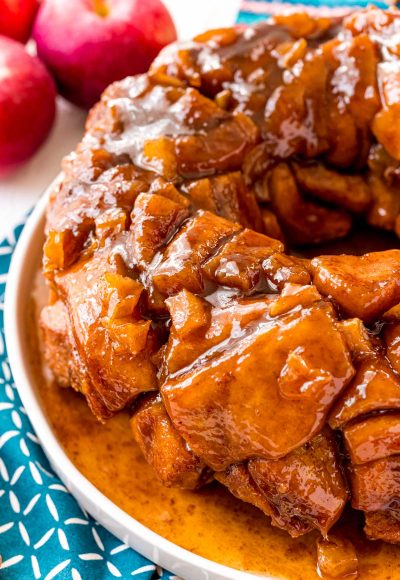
[0,0,39,43]
[33,0,177,109]
[0,35,56,173]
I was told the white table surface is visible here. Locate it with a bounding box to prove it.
[0,0,241,239]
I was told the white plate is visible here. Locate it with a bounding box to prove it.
[4,178,272,580]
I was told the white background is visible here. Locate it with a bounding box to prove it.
[0,0,241,238]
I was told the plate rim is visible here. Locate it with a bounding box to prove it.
[4,176,273,580]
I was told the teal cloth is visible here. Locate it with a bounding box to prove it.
[0,1,392,578]
[237,0,388,23]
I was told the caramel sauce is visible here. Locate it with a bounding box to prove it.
[29,271,400,579]
[29,11,400,576]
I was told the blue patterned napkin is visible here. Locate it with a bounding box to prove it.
[0,2,391,578]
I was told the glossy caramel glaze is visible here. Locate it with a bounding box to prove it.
[31,339,400,579]
[31,259,400,579]
[38,6,400,569]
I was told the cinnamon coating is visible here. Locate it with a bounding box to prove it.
[41,7,400,547]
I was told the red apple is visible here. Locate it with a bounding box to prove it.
[33,0,177,109]
[0,0,39,43]
[0,35,56,173]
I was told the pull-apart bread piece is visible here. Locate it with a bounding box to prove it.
[159,233,400,539]
[41,73,262,419]
[41,6,400,546]
[131,393,212,490]
[151,7,400,242]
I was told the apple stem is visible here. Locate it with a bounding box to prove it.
[92,0,109,18]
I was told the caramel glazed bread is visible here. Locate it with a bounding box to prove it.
[41,5,400,555]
